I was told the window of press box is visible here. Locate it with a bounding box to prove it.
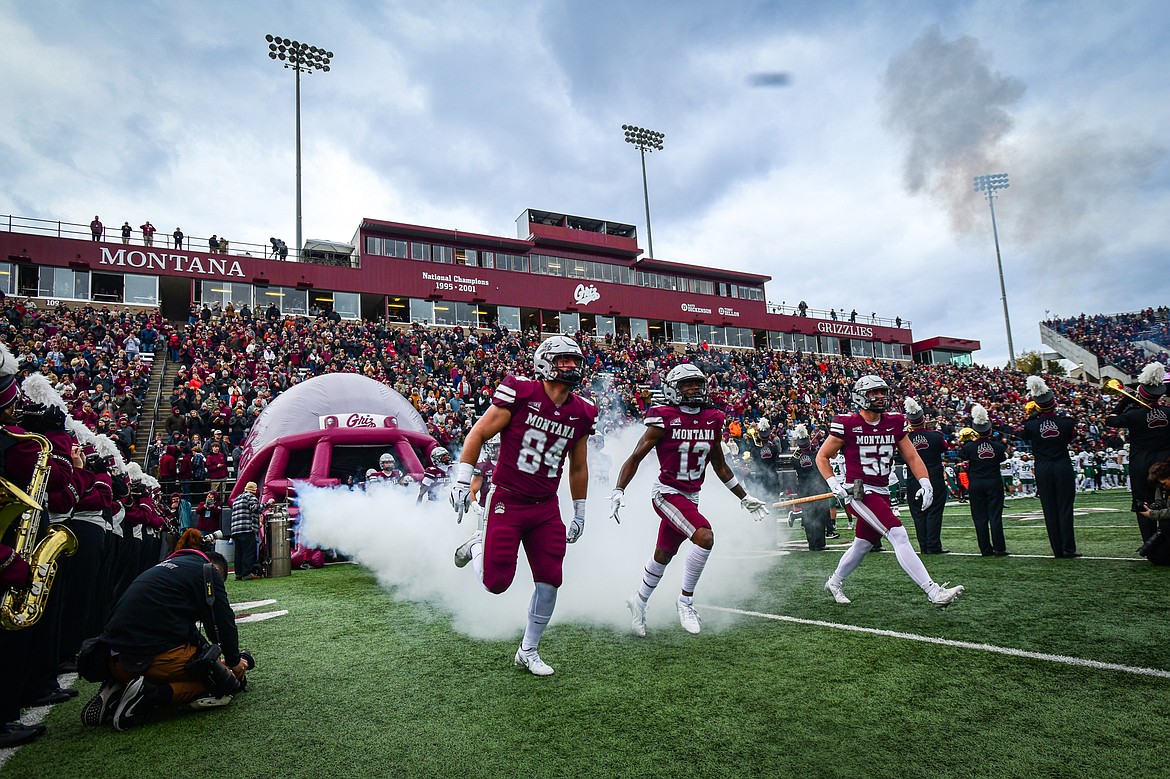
[0,262,16,295]
[433,246,453,264]
[264,286,308,316]
[199,280,253,310]
[386,297,409,323]
[411,243,431,261]
[410,298,433,324]
[560,311,579,333]
[20,266,86,300]
[124,273,159,306]
[497,305,520,331]
[455,248,478,267]
[432,302,456,326]
[329,291,360,319]
[596,315,616,338]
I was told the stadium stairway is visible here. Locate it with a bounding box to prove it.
[133,353,179,464]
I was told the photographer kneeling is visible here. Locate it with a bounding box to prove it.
[79,547,252,731]
[1137,460,1170,566]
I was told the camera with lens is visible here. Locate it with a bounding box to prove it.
[1138,531,1164,558]
[185,643,241,697]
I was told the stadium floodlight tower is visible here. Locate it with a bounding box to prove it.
[622,124,665,259]
[266,34,333,258]
[974,173,1015,367]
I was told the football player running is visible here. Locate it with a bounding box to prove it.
[450,336,597,676]
[821,376,964,607]
[609,364,770,636]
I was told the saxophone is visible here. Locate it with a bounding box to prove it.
[0,430,79,630]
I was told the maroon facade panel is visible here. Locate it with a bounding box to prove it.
[1,230,912,345]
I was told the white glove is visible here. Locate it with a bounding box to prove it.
[825,476,851,504]
[740,494,770,521]
[916,477,934,511]
[567,499,587,543]
[449,462,474,523]
[609,488,625,524]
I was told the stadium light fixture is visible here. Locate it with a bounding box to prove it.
[266,34,334,258]
[622,124,665,259]
[973,173,1015,367]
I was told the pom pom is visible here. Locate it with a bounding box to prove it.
[0,341,17,378]
[20,373,68,412]
[1026,375,1050,399]
[1138,362,1165,387]
[972,404,989,426]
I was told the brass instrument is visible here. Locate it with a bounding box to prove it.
[1103,378,1153,411]
[0,430,78,630]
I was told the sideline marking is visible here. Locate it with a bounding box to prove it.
[236,609,289,623]
[703,605,1170,679]
[232,598,277,611]
[0,673,77,769]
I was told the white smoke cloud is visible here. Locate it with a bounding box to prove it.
[297,424,786,641]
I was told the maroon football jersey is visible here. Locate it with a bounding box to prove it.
[490,375,597,500]
[643,405,725,493]
[828,411,907,489]
[475,457,496,508]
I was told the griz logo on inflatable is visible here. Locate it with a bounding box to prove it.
[232,375,448,574]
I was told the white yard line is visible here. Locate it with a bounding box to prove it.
[235,609,289,623]
[703,605,1170,679]
[232,599,278,611]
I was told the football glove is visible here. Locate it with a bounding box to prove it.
[450,462,475,523]
[916,478,934,511]
[609,488,626,524]
[567,499,587,544]
[740,494,770,522]
[825,476,851,504]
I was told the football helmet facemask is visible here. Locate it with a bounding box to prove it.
[430,447,452,467]
[851,375,890,413]
[663,364,709,407]
[533,336,585,386]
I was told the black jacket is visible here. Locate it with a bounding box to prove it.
[101,550,240,665]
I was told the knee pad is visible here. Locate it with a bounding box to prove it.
[529,582,558,620]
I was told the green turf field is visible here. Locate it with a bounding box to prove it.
[4,488,1166,779]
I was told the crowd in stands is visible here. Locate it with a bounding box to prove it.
[1045,308,1170,377]
[0,296,1143,509]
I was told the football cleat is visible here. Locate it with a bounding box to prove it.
[453,531,481,568]
[676,598,702,635]
[188,694,234,710]
[513,647,554,677]
[81,680,126,727]
[929,582,965,607]
[825,579,851,604]
[627,595,648,638]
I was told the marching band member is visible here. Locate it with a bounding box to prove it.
[1017,376,1079,558]
[1105,362,1170,545]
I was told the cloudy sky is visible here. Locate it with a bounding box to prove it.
[2,0,1167,367]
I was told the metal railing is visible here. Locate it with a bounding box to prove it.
[1,213,301,262]
[767,302,910,329]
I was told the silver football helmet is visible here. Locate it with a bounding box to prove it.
[852,375,890,412]
[379,452,396,469]
[533,335,585,386]
[663,364,708,407]
[430,447,452,467]
[483,434,501,461]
